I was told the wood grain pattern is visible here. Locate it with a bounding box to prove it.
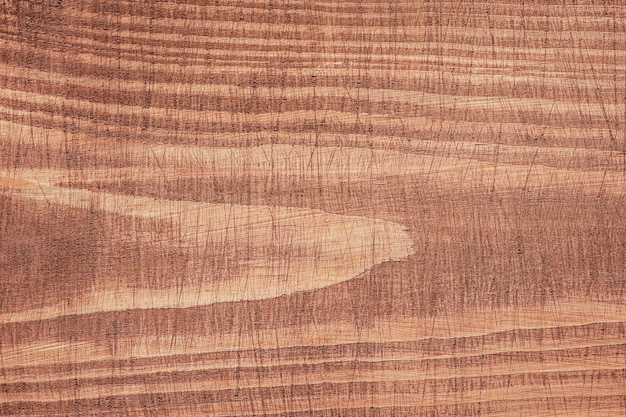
[1,1,625,415]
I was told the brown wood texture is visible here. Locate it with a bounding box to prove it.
[1,1,626,416]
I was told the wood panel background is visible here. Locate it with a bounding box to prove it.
[0,0,625,415]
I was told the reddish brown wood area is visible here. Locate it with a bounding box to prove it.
[1,1,625,416]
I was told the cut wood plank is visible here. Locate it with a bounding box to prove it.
[0,0,625,416]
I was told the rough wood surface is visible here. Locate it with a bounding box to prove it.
[1,1,625,416]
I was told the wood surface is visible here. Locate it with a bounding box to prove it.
[1,0,625,415]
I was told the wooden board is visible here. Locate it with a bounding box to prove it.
[0,1,625,415]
